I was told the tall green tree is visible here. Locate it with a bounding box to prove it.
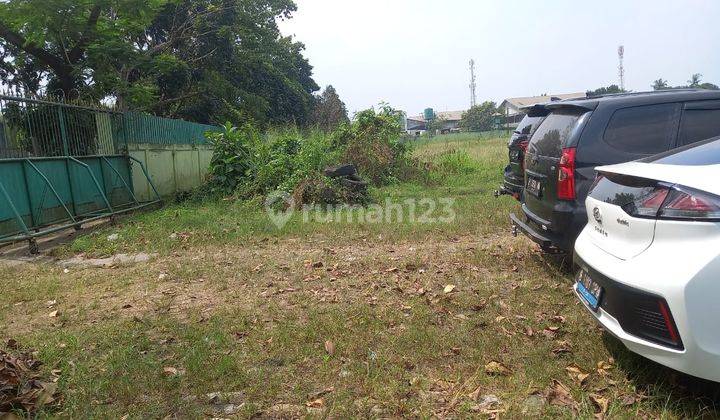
[652,78,670,90]
[311,85,349,131]
[686,73,719,90]
[0,0,166,97]
[586,84,625,97]
[460,101,497,132]
[688,73,703,88]
[0,0,319,126]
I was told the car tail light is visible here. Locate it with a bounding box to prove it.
[518,140,529,169]
[621,187,669,217]
[557,147,576,200]
[658,186,720,220]
[621,184,720,220]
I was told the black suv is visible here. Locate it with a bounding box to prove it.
[497,105,549,200]
[511,89,720,252]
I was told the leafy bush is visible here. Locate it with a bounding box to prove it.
[334,105,413,185]
[204,104,417,205]
[205,123,259,195]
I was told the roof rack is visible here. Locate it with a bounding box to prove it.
[586,88,705,99]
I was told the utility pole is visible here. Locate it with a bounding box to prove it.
[469,59,477,108]
[618,45,625,91]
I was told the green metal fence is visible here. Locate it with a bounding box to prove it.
[123,111,218,146]
[0,94,126,158]
[0,93,217,253]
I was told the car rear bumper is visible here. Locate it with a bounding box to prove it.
[509,212,552,248]
[574,228,720,382]
[501,165,524,199]
[510,203,582,252]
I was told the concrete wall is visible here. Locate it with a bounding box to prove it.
[128,143,213,201]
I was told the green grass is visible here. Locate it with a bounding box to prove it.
[2,133,720,418]
[57,136,516,258]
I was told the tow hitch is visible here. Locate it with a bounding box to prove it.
[495,186,519,200]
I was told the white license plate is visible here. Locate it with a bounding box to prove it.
[526,177,542,197]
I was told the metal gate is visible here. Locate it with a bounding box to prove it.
[0,94,160,253]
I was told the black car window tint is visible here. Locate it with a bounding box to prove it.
[515,116,535,135]
[603,103,679,154]
[527,112,581,156]
[646,136,720,166]
[678,109,720,146]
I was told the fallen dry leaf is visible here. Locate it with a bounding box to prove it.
[552,340,573,356]
[596,360,613,376]
[443,284,456,294]
[324,340,335,356]
[546,379,578,411]
[0,347,61,415]
[468,386,482,401]
[163,366,180,376]
[619,393,644,406]
[484,361,512,376]
[542,326,560,339]
[305,398,324,408]
[565,363,590,385]
[589,393,609,415]
[48,310,59,318]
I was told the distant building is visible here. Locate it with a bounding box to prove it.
[497,92,586,117]
[405,116,426,134]
[405,110,465,135]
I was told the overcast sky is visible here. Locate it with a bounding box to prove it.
[278,0,720,116]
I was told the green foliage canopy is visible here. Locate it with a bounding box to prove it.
[460,101,497,132]
[586,84,625,97]
[0,0,319,126]
[311,85,349,131]
[652,74,719,91]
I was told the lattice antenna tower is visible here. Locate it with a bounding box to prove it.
[469,59,477,107]
[618,45,625,91]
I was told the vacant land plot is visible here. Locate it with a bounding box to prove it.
[2,134,719,418]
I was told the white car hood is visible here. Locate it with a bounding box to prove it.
[595,162,720,196]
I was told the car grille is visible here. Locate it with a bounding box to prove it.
[577,257,684,350]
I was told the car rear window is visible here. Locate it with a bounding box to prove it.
[589,174,658,209]
[515,115,544,135]
[527,110,583,156]
[643,136,720,166]
[603,103,680,154]
[678,108,720,146]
